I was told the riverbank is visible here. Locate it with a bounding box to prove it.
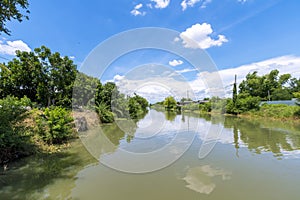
[182,103,300,123]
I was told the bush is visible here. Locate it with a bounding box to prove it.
[0,96,33,164]
[96,103,114,123]
[183,103,199,111]
[36,107,74,144]
[258,104,300,119]
[226,96,261,114]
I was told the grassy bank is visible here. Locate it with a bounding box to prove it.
[241,104,300,122]
[180,101,300,123]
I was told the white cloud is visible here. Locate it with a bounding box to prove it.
[190,55,300,98]
[111,55,300,102]
[169,59,184,66]
[70,56,75,59]
[179,23,228,49]
[147,3,153,9]
[176,68,197,74]
[0,40,31,55]
[131,3,146,16]
[201,0,212,9]
[151,0,170,9]
[181,0,200,11]
[135,3,143,10]
[113,74,125,82]
[238,0,247,3]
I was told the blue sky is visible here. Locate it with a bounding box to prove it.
[1,0,300,101]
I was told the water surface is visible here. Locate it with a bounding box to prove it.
[1,110,300,200]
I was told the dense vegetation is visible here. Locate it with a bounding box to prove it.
[0,46,148,165]
[179,70,300,118]
[163,96,177,111]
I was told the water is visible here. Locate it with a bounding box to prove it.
[1,110,300,200]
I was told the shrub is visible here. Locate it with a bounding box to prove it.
[36,107,74,144]
[96,103,114,123]
[0,96,33,164]
[226,95,261,114]
[258,104,300,119]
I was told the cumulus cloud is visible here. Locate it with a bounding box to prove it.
[151,0,170,9]
[191,55,300,98]
[131,3,146,16]
[179,23,228,49]
[0,40,31,55]
[111,55,300,102]
[169,59,184,66]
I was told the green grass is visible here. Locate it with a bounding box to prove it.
[245,104,300,120]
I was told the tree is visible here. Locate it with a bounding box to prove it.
[0,0,30,35]
[233,75,238,105]
[95,82,117,110]
[131,93,148,111]
[290,78,300,93]
[239,70,293,101]
[180,97,192,103]
[130,94,148,118]
[0,96,33,164]
[294,92,300,106]
[0,46,77,107]
[164,96,177,110]
[73,72,101,107]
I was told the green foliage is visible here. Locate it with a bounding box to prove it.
[199,102,212,112]
[95,82,117,110]
[127,94,149,119]
[182,103,200,111]
[290,78,300,93]
[253,104,300,119]
[95,103,114,123]
[132,93,149,111]
[164,96,177,110]
[0,46,77,108]
[0,0,30,35]
[128,97,139,119]
[36,107,74,144]
[210,97,227,113]
[180,97,192,103]
[272,88,293,100]
[293,92,300,106]
[226,95,261,114]
[73,72,101,107]
[239,70,294,101]
[0,96,33,164]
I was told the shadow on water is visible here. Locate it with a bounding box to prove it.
[0,140,97,200]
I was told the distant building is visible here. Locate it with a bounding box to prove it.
[260,99,297,106]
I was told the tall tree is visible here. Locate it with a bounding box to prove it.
[232,74,237,105]
[0,0,30,35]
[0,46,77,107]
[239,70,293,100]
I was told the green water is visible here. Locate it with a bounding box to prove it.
[1,110,300,199]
